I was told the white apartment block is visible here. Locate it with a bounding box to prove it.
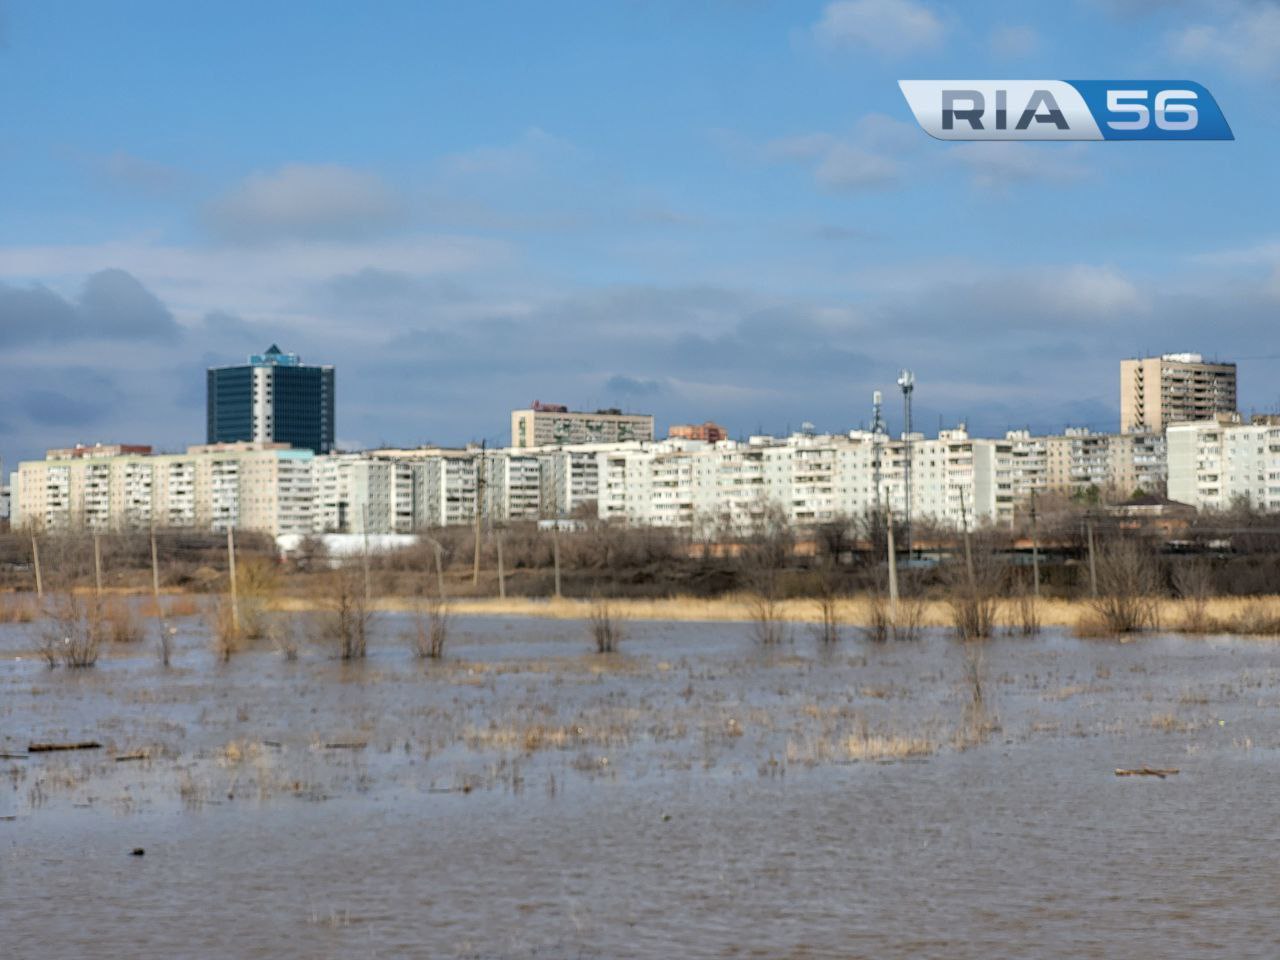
[1168,416,1280,512]
[13,443,316,536]
[9,423,1177,539]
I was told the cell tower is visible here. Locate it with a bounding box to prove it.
[897,369,915,560]
[871,390,885,513]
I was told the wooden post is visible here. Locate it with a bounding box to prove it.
[433,540,446,601]
[1030,489,1041,600]
[552,523,562,599]
[227,526,240,633]
[361,504,372,607]
[886,507,899,625]
[472,443,485,586]
[150,527,162,615]
[31,532,43,600]
[496,531,506,600]
[1086,517,1098,599]
[93,532,103,598]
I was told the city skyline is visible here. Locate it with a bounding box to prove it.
[4,1,1280,466]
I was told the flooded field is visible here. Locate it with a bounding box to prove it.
[3,611,1279,958]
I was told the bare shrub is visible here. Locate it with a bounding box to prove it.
[1005,579,1040,637]
[944,540,1001,642]
[813,566,842,644]
[206,596,243,662]
[1173,561,1214,634]
[408,595,450,659]
[862,590,924,642]
[741,504,792,646]
[270,615,301,661]
[235,557,279,640]
[862,591,891,643]
[39,596,104,668]
[956,643,997,748]
[321,565,371,660]
[1082,538,1161,636]
[588,596,623,654]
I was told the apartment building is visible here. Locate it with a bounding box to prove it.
[511,401,654,448]
[1120,353,1237,433]
[12,442,316,536]
[1167,415,1280,511]
[1043,428,1167,498]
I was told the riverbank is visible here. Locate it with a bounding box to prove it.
[275,591,1280,632]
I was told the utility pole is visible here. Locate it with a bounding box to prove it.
[496,529,506,599]
[897,369,915,563]
[473,441,485,585]
[886,505,899,625]
[424,535,446,600]
[31,531,43,600]
[227,526,240,633]
[552,522,563,599]
[93,531,103,599]
[1030,489,1041,600]
[361,503,372,606]
[150,524,162,614]
[1086,516,1098,599]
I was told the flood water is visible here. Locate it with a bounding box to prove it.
[2,612,1279,958]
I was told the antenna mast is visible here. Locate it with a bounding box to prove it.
[897,369,915,561]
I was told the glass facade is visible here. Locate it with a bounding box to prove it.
[207,346,335,454]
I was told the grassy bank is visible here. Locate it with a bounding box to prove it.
[271,592,1280,633]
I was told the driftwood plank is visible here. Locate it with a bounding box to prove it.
[28,741,102,753]
[1115,767,1180,779]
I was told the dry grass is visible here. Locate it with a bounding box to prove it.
[269,591,1280,640]
[102,599,144,644]
[0,594,38,624]
[140,595,201,619]
[844,731,936,761]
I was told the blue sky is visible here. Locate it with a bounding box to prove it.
[3,0,1280,465]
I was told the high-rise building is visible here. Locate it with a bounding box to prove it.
[511,401,654,448]
[208,345,335,454]
[1120,353,1236,433]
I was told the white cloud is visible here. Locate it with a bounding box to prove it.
[0,235,509,329]
[206,163,403,242]
[1051,264,1146,315]
[762,114,918,191]
[947,142,1091,188]
[815,145,899,187]
[1170,2,1280,75]
[813,0,945,56]
[989,24,1039,58]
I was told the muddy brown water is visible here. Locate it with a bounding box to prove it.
[2,613,1279,958]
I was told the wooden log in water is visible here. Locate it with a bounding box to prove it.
[1115,767,1180,779]
[28,741,102,753]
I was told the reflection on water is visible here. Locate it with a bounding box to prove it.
[2,615,1279,958]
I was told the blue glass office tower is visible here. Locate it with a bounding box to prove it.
[207,345,335,454]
